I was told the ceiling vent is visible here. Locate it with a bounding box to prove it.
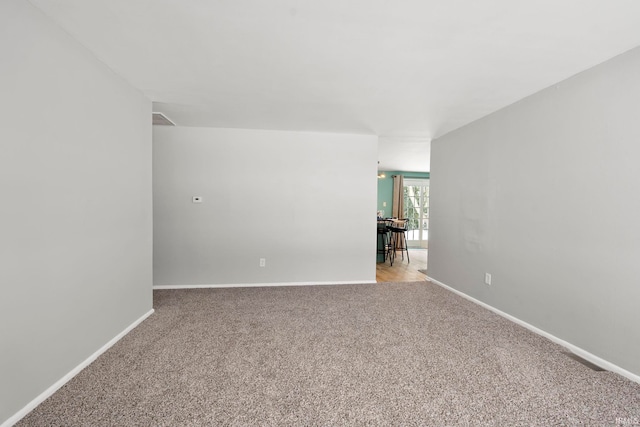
[152,112,175,126]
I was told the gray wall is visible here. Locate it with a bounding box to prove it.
[0,1,152,424]
[153,126,377,286]
[429,46,640,376]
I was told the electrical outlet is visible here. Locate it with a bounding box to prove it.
[484,273,492,285]
[259,258,266,267]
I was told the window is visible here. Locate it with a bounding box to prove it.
[403,178,429,248]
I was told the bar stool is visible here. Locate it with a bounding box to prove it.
[377,223,393,265]
[389,219,410,263]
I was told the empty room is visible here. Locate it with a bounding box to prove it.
[2,1,640,425]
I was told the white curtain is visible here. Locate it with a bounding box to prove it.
[392,174,404,219]
[391,175,406,249]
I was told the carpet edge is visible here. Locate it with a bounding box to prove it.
[153,280,378,289]
[2,308,155,427]
[426,276,640,385]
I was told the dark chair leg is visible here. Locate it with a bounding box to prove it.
[394,230,410,263]
[404,231,410,263]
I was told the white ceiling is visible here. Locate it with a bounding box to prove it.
[29,0,640,172]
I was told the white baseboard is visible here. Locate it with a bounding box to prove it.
[2,309,155,427]
[153,280,377,290]
[426,276,640,385]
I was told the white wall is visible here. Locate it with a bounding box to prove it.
[0,1,152,424]
[429,46,640,377]
[153,126,377,286]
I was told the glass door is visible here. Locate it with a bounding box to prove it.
[403,178,429,248]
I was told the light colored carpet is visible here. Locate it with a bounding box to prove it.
[18,282,640,426]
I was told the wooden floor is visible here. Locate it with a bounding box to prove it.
[376,249,428,283]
